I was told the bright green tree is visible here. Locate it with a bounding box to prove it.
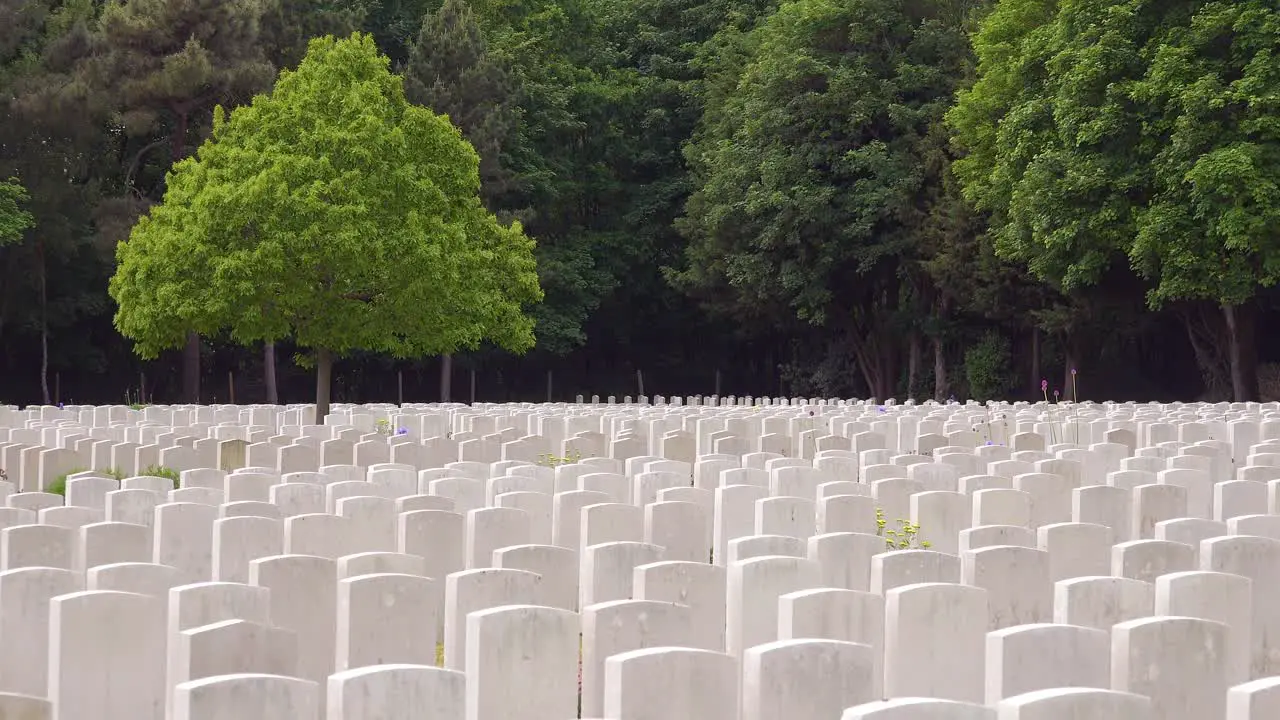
[109,33,543,418]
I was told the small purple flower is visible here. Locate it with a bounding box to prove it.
[57,402,63,409]
[1040,379,1048,391]
[877,406,886,413]
[1053,389,1060,398]
[395,427,408,435]
[1070,368,1078,376]
[985,440,993,446]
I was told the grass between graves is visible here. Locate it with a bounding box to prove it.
[45,465,180,495]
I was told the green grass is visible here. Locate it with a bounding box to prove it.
[46,465,179,495]
[140,464,181,486]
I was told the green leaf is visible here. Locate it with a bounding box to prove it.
[110,33,543,363]
[0,178,34,246]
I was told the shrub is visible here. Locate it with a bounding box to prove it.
[964,331,1015,401]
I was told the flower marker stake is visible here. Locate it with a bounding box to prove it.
[1069,368,1080,443]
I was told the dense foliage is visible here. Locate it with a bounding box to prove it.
[2,0,1279,405]
[109,34,541,417]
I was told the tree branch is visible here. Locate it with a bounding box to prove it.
[125,138,169,196]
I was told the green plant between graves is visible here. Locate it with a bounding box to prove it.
[47,468,91,495]
[876,507,931,549]
[46,465,179,495]
[537,449,583,467]
[141,465,181,488]
[124,388,149,409]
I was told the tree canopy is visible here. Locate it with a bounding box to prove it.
[404,0,522,214]
[676,0,982,397]
[5,0,1280,405]
[109,33,542,416]
[949,0,1280,401]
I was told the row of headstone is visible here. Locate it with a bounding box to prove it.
[1,399,1280,719]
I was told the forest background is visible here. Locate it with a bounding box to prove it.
[2,0,1278,406]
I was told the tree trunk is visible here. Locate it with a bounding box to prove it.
[170,111,202,404]
[1029,327,1041,398]
[315,347,333,421]
[907,332,922,401]
[933,296,950,402]
[1223,303,1260,402]
[1062,338,1078,401]
[182,332,201,403]
[440,354,453,402]
[872,339,895,401]
[39,305,49,406]
[876,374,894,402]
[850,335,880,401]
[38,238,50,405]
[933,336,949,402]
[1181,306,1231,400]
[264,341,278,404]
